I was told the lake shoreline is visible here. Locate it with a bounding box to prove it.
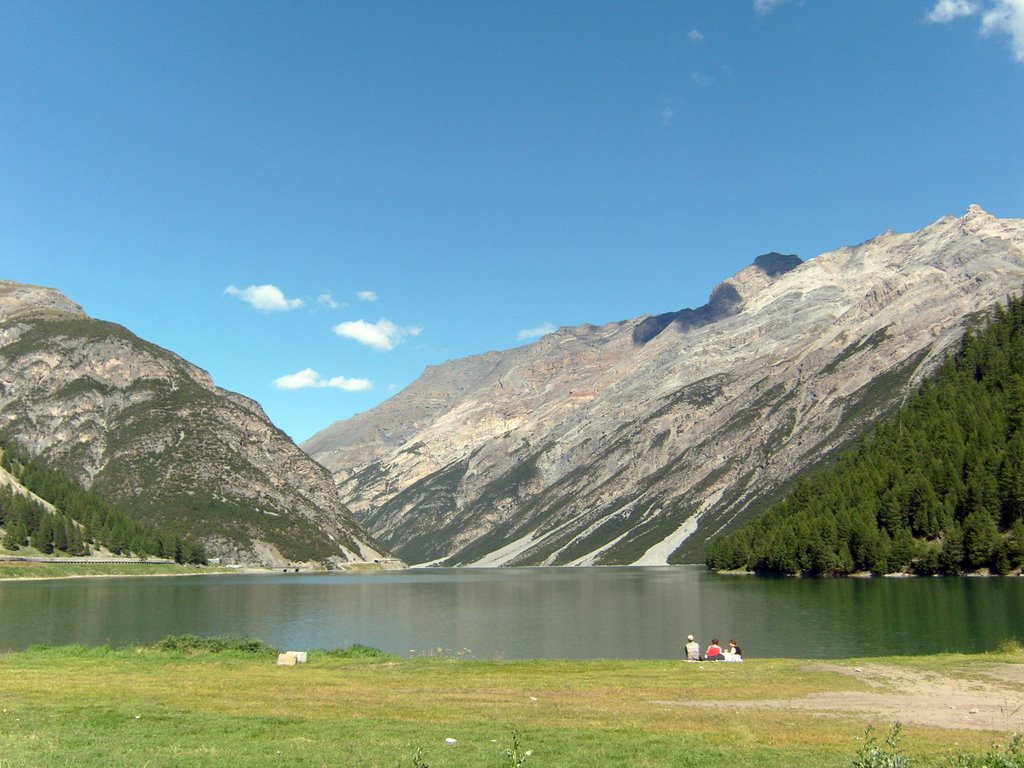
[0,560,403,582]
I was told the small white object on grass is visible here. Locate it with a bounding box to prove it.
[445,738,458,745]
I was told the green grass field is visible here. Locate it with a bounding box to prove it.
[1,640,1021,768]
[0,560,207,580]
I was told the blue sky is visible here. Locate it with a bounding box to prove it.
[2,1,1022,443]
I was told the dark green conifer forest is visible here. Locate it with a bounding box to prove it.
[0,437,206,564]
[705,293,1024,576]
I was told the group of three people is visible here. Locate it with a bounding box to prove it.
[684,634,742,662]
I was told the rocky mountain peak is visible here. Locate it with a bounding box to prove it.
[0,280,86,322]
[753,252,802,276]
[959,204,1016,240]
[632,252,801,346]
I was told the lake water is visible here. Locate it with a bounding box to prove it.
[1,566,1021,659]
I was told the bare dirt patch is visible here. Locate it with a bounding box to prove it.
[659,663,1024,732]
[778,663,1024,731]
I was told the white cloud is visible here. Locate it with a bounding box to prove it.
[754,0,789,15]
[224,284,303,312]
[318,293,340,309]
[926,0,980,23]
[981,0,1024,61]
[357,290,378,302]
[927,0,1024,61]
[517,322,556,341]
[687,29,704,42]
[333,318,422,351]
[273,368,372,392]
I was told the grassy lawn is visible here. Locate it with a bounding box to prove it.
[0,643,1021,767]
[0,560,216,579]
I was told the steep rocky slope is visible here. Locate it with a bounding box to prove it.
[0,282,389,567]
[305,206,1024,566]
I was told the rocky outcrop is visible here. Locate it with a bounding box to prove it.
[0,281,390,567]
[304,206,1024,566]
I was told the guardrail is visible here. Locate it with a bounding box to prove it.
[0,555,176,565]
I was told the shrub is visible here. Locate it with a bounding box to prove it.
[322,643,396,659]
[153,634,279,656]
[997,637,1024,655]
[944,734,1024,767]
[852,723,911,768]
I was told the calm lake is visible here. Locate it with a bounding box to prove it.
[1,566,1021,659]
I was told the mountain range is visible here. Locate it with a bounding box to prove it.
[303,206,1024,566]
[4,206,1023,570]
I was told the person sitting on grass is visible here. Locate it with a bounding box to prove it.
[705,639,724,660]
[684,634,701,662]
[725,639,743,662]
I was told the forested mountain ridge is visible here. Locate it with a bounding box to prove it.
[705,293,1024,576]
[0,280,390,568]
[0,436,206,562]
[305,206,1024,566]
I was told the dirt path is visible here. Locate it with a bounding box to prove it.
[653,663,1024,731]
[725,663,1024,731]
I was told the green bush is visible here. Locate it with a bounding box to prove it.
[321,643,396,659]
[944,734,1024,767]
[153,634,279,656]
[997,637,1024,655]
[851,725,1024,768]
[852,723,911,768]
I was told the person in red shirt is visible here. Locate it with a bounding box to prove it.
[705,639,724,660]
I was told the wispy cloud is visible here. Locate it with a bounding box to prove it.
[273,368,372,392]
[687,29,704,42]
[517,322,556,341]
[927,0,1024,62]
[927,0,980,22]
[690,71,715,87]
[982,0,1024,60]
[754,0,789,15]
[357,290,378,302]
[224,284,303,312]
[333,318,422,351]
[318,293,340,309]
[661,104,676,126]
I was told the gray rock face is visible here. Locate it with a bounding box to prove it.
[0,280,389,567]
[304,206,1024,566]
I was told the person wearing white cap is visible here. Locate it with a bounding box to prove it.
[684,634,701,662]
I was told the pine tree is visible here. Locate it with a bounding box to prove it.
[962,510,999,570]
[66,520,86,556]
[32,514,54,554]
[53,517,69,553]
[998,432,1024,525]
[889,528,915,572]
[938,524,965,575]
